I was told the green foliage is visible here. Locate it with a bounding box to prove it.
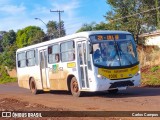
[47,20,66,39]
[155,0,160,29]
[94,22,108,30]
[16,26,45,48]
[0,44,17,69]
[150,66,160,72]
[47,21,59,38]
[0,65,17,84]
[77,0,160,42]
[59,21,66,37]
[142,75,160,86]
[105,0,160,41]
[76,22,96,32]
[1,30,16,51]
[0,30,17,69]
[142,66,160,86]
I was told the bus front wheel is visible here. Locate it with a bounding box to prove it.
[29,78,38,95]
[70,77,81,97]
[108,89,118,94]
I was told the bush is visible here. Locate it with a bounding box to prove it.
[138,47,160,67]
[150,66,160,72]
[0,65,17,84]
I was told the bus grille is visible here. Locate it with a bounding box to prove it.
[109,81,134,88]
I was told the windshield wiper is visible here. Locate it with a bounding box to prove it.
[113,39,122,66]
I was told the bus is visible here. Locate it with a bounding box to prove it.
[16,30,140,97]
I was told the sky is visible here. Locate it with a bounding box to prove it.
[0,0,111,35]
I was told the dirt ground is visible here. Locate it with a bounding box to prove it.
[0,83,160,120]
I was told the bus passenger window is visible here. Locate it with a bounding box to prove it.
[17,52,26,68]
[48,44,60,63]
[26,50,36,66]
[60,41,75,62]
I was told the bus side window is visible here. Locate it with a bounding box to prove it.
[48,44,60,64]
[26,50,36,66]
[61,40,75,62]
[17,52,26,68]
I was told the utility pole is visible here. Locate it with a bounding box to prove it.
[50,10,64,37]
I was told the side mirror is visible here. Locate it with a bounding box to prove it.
[89,44,93,54]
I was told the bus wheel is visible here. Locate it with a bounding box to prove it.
[30,78,38,95]
[70,77,81,97]
[108,89,118,94]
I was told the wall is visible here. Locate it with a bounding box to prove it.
[145,35,160,48]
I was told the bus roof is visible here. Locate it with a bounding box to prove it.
[16,30,131,52]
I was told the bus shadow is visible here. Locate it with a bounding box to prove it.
[49,90,71,95]
[81,87,160,98]
[37,87,160,98]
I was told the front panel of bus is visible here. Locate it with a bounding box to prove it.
[88,33,140,91]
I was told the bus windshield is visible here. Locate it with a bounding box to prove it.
[91,35,138,67]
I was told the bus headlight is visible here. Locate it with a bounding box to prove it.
[97,74,106,79]
[135,71,140,76]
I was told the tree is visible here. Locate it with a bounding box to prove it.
[0,44,17,69]
[59,21,66,37]
[0,31,7,52]
[1,30,16,50]
[155,0,160,29]
[0,30,17,69]
[105,0,159,42]
[76,22,96,32]
[47,21,59,39]
[16,26,45,48]
[94,22,109,30]
[47,20,66,39]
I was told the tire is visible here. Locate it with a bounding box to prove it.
[29,78,38,95]
[108,89,118,94]
[70,77,81,97]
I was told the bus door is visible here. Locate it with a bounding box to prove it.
[39,49,48,89]
[77,41,89,89]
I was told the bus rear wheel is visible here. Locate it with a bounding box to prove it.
[70,77,81,97]
[108,89,118,94]
[29,78,38,95]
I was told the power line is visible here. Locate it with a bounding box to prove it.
[106,6,160,22]
[50,10,64,37]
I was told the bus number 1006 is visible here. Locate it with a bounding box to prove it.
[109,74,117,79]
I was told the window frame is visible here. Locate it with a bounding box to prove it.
[60,40,75,62]
[48,44,60,64]
[26,49,36,67]
[17,52,26,68]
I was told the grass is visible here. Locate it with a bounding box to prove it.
[0,77,17,84]
[138,46,160,86]
[141,65,160,86]
[0,65,17,84]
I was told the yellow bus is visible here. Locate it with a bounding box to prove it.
[16,30,140,97]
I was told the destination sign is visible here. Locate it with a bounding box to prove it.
[90,34,127,41]
[97,35,119,40]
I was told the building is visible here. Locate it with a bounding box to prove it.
[138,30,160,48]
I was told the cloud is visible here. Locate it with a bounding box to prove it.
[0,4,26,15]
[0,15,34,32]
[0,0,86,34]
[0,0,11,4]
[49,0,84,34]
